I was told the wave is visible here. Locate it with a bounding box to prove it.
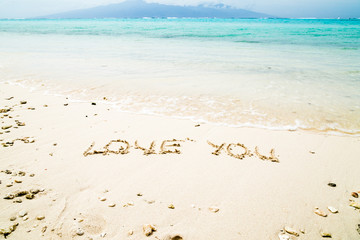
[4,79,360,137]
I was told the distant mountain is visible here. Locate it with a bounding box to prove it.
[39,0,271,19]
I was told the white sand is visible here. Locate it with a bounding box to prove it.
[1,82,360,239]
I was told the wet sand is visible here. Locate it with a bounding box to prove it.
[1,81,360,240]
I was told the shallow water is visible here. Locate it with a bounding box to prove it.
[0,19,359,135]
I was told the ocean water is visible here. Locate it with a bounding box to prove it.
[0,19,359,135]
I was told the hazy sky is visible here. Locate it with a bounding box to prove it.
[0,0,359,18]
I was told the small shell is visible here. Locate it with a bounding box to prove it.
[351,192,359,198]
[284,226,299,237]
[327,206,338,213]
[314,209,327,217]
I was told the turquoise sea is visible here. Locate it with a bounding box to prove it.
[0,19,359,135]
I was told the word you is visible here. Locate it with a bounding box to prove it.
[83,138,279,163]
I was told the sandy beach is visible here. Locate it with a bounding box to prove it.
[1,81,360,239]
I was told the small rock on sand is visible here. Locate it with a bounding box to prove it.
[128,230,134,236]
[278,233,290,240]
[168,204,175,209]
[143,224,156,236]
[30,189,40,194]
[76,228,84,236]
[314,209,327,217]
[10,216,17,221]
[328,206,338,213]
[36,216,45,220]
[320,231,332,238]
[26,194,35,199]
[163,234,183,240]
[284,227,299,237]
[351,192,359,198]
[328,182,336,187]
[99,197,106,201]
[108,203,116,207]
[19,210,27,217]
[349,201,360,209]
[209,206,219,213]
[15,190,29,197]
[4,193,15,199]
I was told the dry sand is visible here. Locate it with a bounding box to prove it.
[1,81,360,240]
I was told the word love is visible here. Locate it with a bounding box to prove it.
[83,138,279,163]
[83,139,188,157]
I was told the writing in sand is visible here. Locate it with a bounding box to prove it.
[83,138,279,163]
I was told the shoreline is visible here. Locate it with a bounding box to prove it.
[4,80,360,138]
[1,81,360,239]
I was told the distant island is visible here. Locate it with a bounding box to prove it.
[39,0,272,19]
